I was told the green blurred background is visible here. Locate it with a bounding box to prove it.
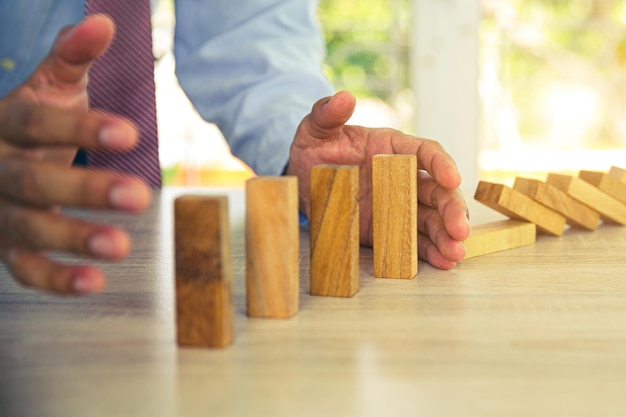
[157,0,626,185]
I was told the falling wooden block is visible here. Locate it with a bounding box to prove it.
[310,165,359,297]
[246,176,299,318]
[546,173,626,225]
[609,166,626,184]
[372,154,417,279]
[513,177,599,230]
[474,181,566,236]
[175,195,233,348]
[463,220,536,259]
[579,170,626,205]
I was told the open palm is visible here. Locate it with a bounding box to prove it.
[287,91,470,269]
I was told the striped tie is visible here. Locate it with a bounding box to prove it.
[85,0,162,188]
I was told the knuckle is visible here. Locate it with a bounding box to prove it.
[9,101,42,145]
[12,210,36,246]
[18,167,43,202]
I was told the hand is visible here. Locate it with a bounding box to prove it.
[286,90,470,269]
[0,15,151,295]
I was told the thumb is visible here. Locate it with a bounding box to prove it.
[37,14,115,86]
[307,90,357,140]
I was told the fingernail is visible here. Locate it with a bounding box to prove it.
[72,275,97,294]
[88,234,115,258]
[109,182,145,210]
[99,125,130,149]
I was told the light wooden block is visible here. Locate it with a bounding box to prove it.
[372,155,417,279]
[246,177,299,318]
[310,165,359,297]
[463,220,536,259]
[175,195,233,348]
[546,173,626,225]
[609,166,626,184]
[474,181,566,236]
[579,170,626,205]
[513,177,599,230]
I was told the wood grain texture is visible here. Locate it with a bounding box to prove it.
[610,166,626,184]
[245,177,299,318]
[174,195,233,348]
[579,170,626,205]
[6,188,626,417]
[474,181,566,236]
[463,219,536,259]
[513,177,599,230]
[372,155,417,279]
[310,165,359,297]
[547,173,626,225]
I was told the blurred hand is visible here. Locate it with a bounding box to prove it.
[0,15,151,295]
[287,90,470,269]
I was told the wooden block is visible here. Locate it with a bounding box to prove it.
[474,181,566,236]
[372,155,417,279]
[310,165,359,297]
[463,220,536,259]
[175,195,233,348]
[609,166,626,184]
[246,176,299,318]
[546,173,626,225]
[513,177,599,230]
[579,170,626,205]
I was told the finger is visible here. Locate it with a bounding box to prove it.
[418,233,458,270]
[417,171,470,241]
[0,157,151,211]
[0,99,138,151]
[306,90,357,140]
[390,135,461,191]
[419,203,466,263]
[0,204,131,259]
[4,249,105,295]
[44,14,115,85]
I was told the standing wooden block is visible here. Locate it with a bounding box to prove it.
[474,181,566,236]
[246,176,299,318]
[513,177,599,230]
[546,173,626,225]
[579,170,626,205]
[609,166,626,184]
[310,165,359,297]
[372,155,417,279]
[175,195,233,348]
[463,220,536,259]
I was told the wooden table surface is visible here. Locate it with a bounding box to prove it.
[2,187,626,417]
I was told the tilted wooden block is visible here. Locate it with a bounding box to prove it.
[246,176,299,318]
[474,181,566,236]
[546,173,626,225]
[310,165,359,297]
[579,170,626,205]
[175,195,233,348]
[513,177,599,230]
[463,220,536,259]
[372,154,417,279]
[609,166,626,184]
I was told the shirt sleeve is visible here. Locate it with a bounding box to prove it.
[0,1,84,98]
[173,0,335,176]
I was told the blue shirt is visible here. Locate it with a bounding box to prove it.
[0,0,334,176]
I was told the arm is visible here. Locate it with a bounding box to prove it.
[173,1,470,268]
[173,0,334,175]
